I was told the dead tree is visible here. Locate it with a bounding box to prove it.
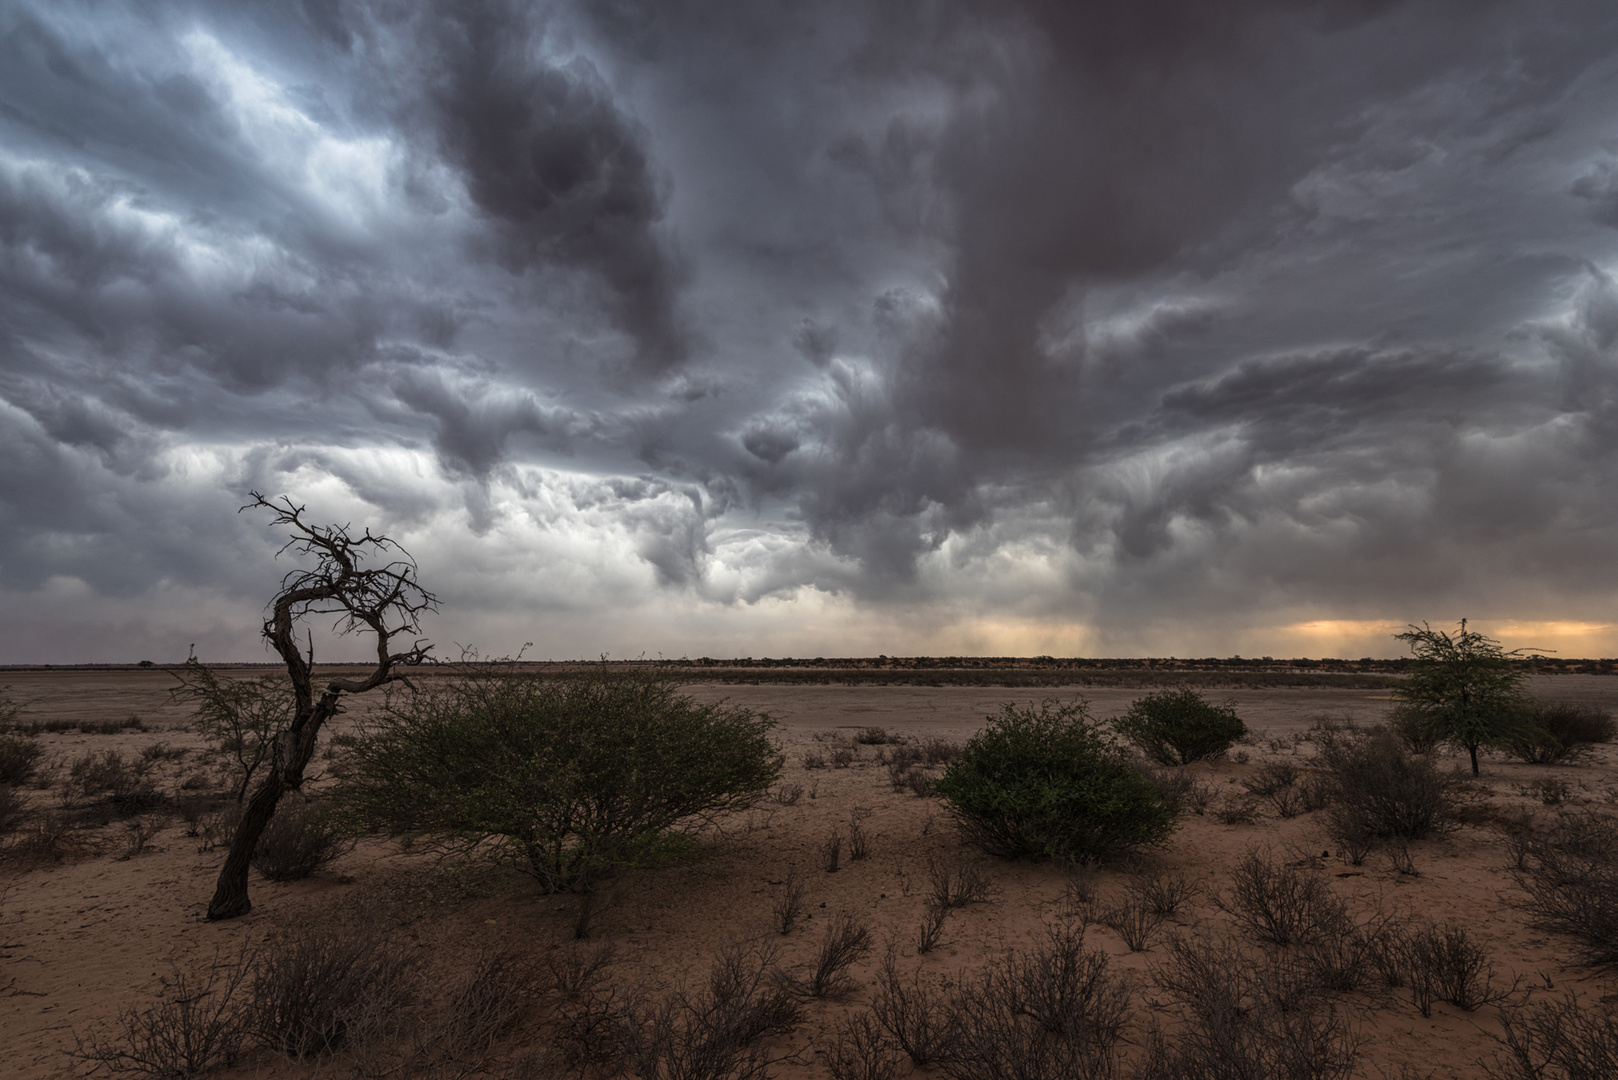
[205,493,435,920]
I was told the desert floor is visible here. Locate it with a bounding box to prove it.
[3,670,1616,1079]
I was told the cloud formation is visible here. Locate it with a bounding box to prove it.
[4,0,1618,662]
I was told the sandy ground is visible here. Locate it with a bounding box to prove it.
[3,671,1616,1078]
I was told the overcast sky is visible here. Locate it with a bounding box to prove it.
[5,0,1618,663]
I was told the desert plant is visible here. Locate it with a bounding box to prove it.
[832,747,856,768]
[1391,920,1516,1017]
[849,810,872,860]
[916,901,948,953]
[856,727,894,745]
[1393,620,1536,776]
[71,951,249,1079]
[1317,724,1460,843]
[782,913,871,999]
[407,947,548,1076]
[0,733,43,786]
[922,738,962,765]
[934,698,1179,864]
[1222,848,1349,947]
[773,870,807,934]
[823,833,843,873]
[872,950,951,1066]
[335,662,778,894]
[243,922,418,1060]
[802,751,827,770]
[621,942,799,1080]
[826,1012,903,1080]
[940,927,1129,1080]
[1147,934,1363,1080]
[1484,993,1618,1080]
[1115,687,1247,766]
[250,798,352,882]
[1130,867,1198,917]
[1508,812,1618,964]
[1100,892,1165,952]
[928,858,992,909]
[1504,703,1617,765]
[0,784,31,834]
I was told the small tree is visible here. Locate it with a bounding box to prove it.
[333,662,779,893]
[205,494,434,920]
[1392,620,1533,776]
[171,658,293,803]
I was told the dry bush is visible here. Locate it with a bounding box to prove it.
[545,942,624,1073]
[1222,848,1350,947]
[115,818,162,861]
[928,858,992,909]
[823,833,842,873]
[71,951,249,1079]
[406,947,548,1077]
[621,942,800,1080]
[1317,724,1461,844]
[1130,867,1198,917]
[1215,795,1260,826]
[825,1012,903,1080]
[243,921,418,1060]
[872,950,951,1066]
[2,810,93,866]
[803,751,827,770]
[922,738,962,765]
[773,870,806,934]
[1483,993,1618,1080]
[939,923,1130,1080]
[1147,934,1363,1080]
[0,783,32,834]
[1389,920,1517,1018]
[781,913,871,999]
[0,733,43,785]
[832,747,856,769]
[1508,812,1618,965]
[249,798,352,882]
[849,809,872,860]
[767,782,804,806]
[1099,892,1165,952]
[1504,703,1616,766]
[916,901,949,954]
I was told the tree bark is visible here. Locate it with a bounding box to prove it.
[206,690,338,920]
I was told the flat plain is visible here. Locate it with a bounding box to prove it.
[3,667,1616,1079]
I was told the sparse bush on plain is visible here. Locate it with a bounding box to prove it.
[250,798,352,882]
[1114,687,1247,766]
[71,951,249,1079]
[934,698,1180,864]
[243,922,418,1060]
[1317,723,1461,847]
[1099,892,1165,952]
[1508,811,1618,965]
[620,942,800,1080]
[872,950,950,1066]
[772,870,806,934]
[1392,620,1534,776]
[334,663,779,893]
[1484,992,1618,1080]
[928,858,992,909]
[1222,847,1350,947]
[1389,920,1516,1018]
[825,1011,903,1080]
[781,913,871,999]
[172,659,294,803]
[1504,702,1617,766]
[0,733,43,786]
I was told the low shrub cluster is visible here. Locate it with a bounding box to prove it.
[250,799,351,882]
[1114,688,1247,766]
[934,699,1180,864]
[1315,723,1461,861]
[1502,703,1617,765]
[1508,811,1618,965]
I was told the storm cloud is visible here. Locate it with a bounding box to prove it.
[4,0,1618,662]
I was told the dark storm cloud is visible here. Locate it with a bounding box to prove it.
[5,0,1618,660]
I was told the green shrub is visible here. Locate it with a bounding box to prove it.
[1503,702,1616,765]
[0,733,43,786]
[1113,688,1247,766]
[334,664,779,892]
[932,699,1179,863]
